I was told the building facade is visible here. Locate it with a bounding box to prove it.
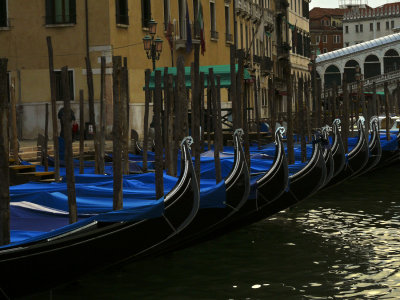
[343,2,400,47]
[0,0,235,139]
[310,8,346,54]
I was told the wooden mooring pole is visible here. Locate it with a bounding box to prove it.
[384,82,391,141]
[342,76,349,153]
[10,78,19,164]
[61,67,77,224]
[143,69,151,173]
[154,71,164,199]
[0,58,10,246]
[46,36,60,181]
[286,70,294,165]
[79,90,85,174]
[98,56,106,174]
[112,56,123,210]
[209,68,222,183]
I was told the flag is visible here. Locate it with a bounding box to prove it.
[186,1,192,53]
[197,2,206,55]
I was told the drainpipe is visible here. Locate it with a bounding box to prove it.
[233,0,238,50]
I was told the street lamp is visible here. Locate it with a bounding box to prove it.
[142,19,164,70]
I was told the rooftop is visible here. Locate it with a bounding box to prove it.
[310,7,347,19]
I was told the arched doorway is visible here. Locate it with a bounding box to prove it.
[324,65,341,88]
[364,55,381,79]
[384,49,400,73]
[344,60,360,83]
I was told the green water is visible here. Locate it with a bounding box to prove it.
[31,164,400,299]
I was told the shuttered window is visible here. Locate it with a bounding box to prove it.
[0,0,7,27]
[116,0,129,25]
[45,0,76,25]
[141,0,151,28]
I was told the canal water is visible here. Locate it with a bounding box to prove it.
[31,163,400,299]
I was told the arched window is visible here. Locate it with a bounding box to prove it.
[364,55,381,79]
[344,60,360,83]
[324,65,341,88]
[384,49,400,73]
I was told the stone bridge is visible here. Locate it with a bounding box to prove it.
[315,32,400,92]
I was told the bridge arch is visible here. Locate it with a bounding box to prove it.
[324,64,341,88]
[364,55,381,79]
[344,60,360,83]
[384,49,400,73]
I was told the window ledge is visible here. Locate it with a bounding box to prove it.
[117,24,129,28]
[142,27,149,32]
[0,26,11,31]
[226,40,234,45]
[45,23,76,28]
[210,38,219,42]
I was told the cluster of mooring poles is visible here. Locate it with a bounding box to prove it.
[1,37,400,246]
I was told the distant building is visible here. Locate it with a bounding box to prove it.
[343,2,400,47]
[310,7,346,54]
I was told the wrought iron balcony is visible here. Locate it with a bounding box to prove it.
[261,57,273,75]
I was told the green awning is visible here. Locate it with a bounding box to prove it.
[146,64,251,89]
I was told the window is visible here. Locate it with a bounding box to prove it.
[225,5,231,42]
[0,0,7,27]
[210,1,217,39]
[163,0,170,30]
[360,24,363,32]
[345,25,348,33]
[322,35,327,43]
[262,89,266,107]
[315,35,320,43]
[116,0,129,25]
[332,21,336,26]
[45,0,76,25]
[345,42,349,47]
[370,23,373,31]
[240,23,243,49]
[323,48,327,53]
[386,21,389,30]
[321,20,324,26]
[246,25,248,50]
[355,25,359,32]
[294,0,296,12]
[55,70,74,101]
[141,0,151,28]
[178,0,185,38]
[333,35,340,43]
[391,20,395,28]
[377,22,380,31]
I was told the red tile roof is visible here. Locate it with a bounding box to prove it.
[310,7,347,19]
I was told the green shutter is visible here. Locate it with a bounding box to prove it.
[69,0,76,23]
[45,0,54,24]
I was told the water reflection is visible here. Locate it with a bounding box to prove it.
[29,164,400,299]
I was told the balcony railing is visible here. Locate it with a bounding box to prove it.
[211,30,219,40]
[261,57,273,75]
[263,8,274,26]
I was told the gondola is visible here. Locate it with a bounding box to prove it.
[235,132,327,227]
[146,129,251,255]
[326,117,369,187]
[330,119,346,178]
[0,138,200,299]
[321,126,334,186]
[359,117,382,175]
